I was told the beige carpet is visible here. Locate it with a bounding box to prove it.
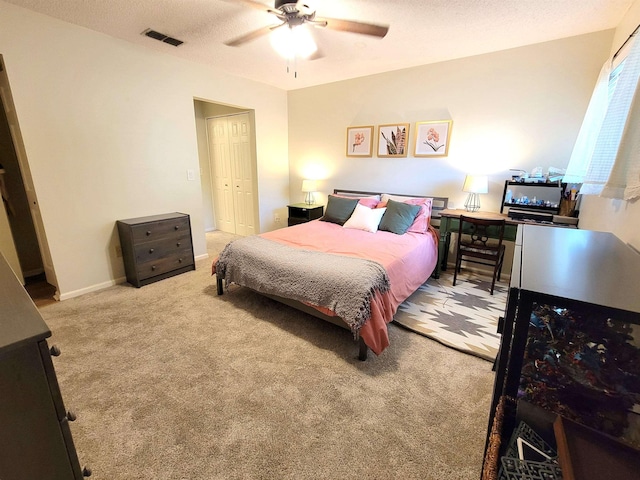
[39,231,494,480]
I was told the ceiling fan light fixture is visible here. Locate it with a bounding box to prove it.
[270,25,317,59]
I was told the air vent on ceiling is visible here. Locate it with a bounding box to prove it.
[141,28,184,47]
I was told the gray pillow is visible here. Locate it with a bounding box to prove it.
[320,195,359,225]
[378,199,421,235]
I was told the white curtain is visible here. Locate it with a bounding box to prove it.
[602,68,640,199]
[563,62,611,185]
[564,35,640,199]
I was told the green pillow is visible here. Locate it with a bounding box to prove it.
[378,199,421,235]
[320,195,359,225]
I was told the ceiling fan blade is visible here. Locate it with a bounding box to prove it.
[224,25,274,46]
[316,17,389,38]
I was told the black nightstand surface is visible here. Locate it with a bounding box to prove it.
[287,203,324,226]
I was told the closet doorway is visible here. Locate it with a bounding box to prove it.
[206,112,257,236]
[0,56,57,302]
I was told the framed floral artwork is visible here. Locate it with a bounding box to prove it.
[377,123,410,158]
[414,120,453,157]
[346,126,374,157]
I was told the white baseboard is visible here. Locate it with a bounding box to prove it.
[56,258,211,301]
[58,276,127,301]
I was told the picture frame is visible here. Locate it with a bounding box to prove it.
[346,126,374,157]
[414,120,453,157]
[377,123,410,158]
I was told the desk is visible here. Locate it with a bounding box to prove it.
[436,209,519,278]
[435,209,522,278]
[436,209,579,278]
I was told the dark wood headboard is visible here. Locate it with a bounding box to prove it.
[332,189,449,227]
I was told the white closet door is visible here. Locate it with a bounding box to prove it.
[207,117,235,234]
[207,113,256,236]
[228,113,255,236]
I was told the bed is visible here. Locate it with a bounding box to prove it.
[213,189,448,360]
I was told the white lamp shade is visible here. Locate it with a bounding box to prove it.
[301,179,317,193]
[462,175,489,194]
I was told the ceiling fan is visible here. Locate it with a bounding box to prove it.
[224,0,389,59]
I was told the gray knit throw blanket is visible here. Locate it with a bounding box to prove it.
[215,236,390,336]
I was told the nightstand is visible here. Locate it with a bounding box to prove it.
[287,204,324,226]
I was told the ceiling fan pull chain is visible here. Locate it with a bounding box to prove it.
[283,54,298,78]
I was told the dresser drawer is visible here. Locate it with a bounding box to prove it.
[130,217,190,244]
[136,250,194,281]
[133,234,193,263]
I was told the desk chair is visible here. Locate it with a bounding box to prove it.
[452,215,506,295]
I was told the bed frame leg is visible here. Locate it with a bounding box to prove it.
[358,337,368,361]
[216,276,223,295]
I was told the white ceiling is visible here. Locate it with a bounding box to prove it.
[5,0,634,90]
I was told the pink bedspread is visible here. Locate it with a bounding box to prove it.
[257,220,439,355]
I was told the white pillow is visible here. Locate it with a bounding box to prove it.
[343,204,387,233]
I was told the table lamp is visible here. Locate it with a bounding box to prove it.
[301,179,317,205]
[462,175,488,212]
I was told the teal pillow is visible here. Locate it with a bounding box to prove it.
[320,195,359,225]
[378,199,421,235]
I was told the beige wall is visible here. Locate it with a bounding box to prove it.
[287,30,613,214]
[578,0,640,251]
[0,1,289,299]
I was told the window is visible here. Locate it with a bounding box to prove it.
[608,61,625,100]
[563,31,640,200]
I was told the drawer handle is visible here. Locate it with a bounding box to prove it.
[149,248,154,254]
[151,265,157,271]
[176,242,181,247]
[66,410,77,422]
[50,345,61,357]
[178,258,183,263]
[174,225,179,230]
[146,230,151,236]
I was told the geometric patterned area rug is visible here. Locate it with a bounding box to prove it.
[394,270,508,362]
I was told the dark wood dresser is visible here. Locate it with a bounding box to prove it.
[482,225,640,480]
[117,212,195,287]
[0,253,90,479]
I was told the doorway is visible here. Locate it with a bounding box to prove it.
[0,55,57,303]
[193,100,258,237]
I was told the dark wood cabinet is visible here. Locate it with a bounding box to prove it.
[0,253,90,480]
[287,204,324,226]
[117,212,195,287]
[482,225,640,479]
